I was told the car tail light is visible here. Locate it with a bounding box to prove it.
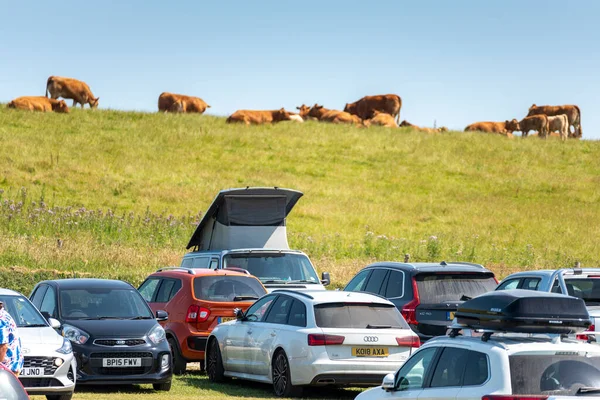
[401,278,420,325]
[307,334,345,346]
[483,396,548,400]
[186,305,211,323]
[576,324,595,341]
[396,336,421,348]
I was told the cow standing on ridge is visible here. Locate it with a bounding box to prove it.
[527,104,581,138]
[46,76,99,109]
[344,94,402,123]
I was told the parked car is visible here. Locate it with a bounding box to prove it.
[343,261,498,341]
[0,364,30,400]
[138,267,267,374]
[182,187,330,292]
[495,267,600,338]
[29,279,172,391]
[356,290,600,400]
[206,289,420,397]
[0,288,74,400]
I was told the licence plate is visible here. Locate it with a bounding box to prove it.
[21,367,44,376]
[219,317,236,323]
[102,358,141,367]
[447,311,456,321]
[351,347,389,357]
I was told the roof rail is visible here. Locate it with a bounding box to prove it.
[445,261,486,269]
[270,289,314,299]
[156,266,197,275]
[224,267,251,275]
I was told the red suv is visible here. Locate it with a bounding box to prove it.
[138,267,267,374]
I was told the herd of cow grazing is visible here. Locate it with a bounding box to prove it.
[5,76,584,140]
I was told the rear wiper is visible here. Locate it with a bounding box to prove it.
[233,296,258,301]
[366,324,392,329]
[577,387,600,394]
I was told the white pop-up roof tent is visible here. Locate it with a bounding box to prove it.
[186,187,304,251]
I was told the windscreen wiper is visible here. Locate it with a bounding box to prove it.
[128,316,152,320]
[289,280,319,284]
[262,280,288,284]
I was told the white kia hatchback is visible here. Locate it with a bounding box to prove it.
[206,290,420,397]
[0,288,76,400]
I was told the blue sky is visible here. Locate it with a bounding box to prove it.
[2,1,599,138]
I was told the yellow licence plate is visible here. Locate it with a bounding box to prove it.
[448,311,456,321]
[351,347,389,357]
[220,317,236,323]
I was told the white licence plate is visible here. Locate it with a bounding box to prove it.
[21,367,44,376]
[102,358,141,367]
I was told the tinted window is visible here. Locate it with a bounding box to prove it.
[192,257,210,269]
[60,288,153,319]
[155,279,179,303]
[209,258,219,269]
[265,296,293,324]
[510,354,600,395]
[430,347,469,387]
[288,300,307,327]
[463,350,489,386]
[30,285,47,308]
[314,303,409,329]
[245,296,276,322]
[344,269,371,292]
[551,279,563,294]
[521,278,541,291]
[223,253,320,284]
[415,273,497,303]
[138,278,160,302]
[385,270,405,298]
[497,278,520,291]
[565,277,600,304]
[0,295,48,328]
[181,258,193,268]
[395,347,438,390]
[40,287,57,318]
[364,269,388,295]
[193,276,266,302]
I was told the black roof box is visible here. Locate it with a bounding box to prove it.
[455,289,591,334]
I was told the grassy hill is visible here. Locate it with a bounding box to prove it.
[1,106,599,293]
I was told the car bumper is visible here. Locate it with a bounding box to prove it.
[181,335,208,361]
[20,353,77,396]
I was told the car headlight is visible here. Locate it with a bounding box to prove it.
[147,324,166,344]
[62,324,90,345]
[56,338,73,354]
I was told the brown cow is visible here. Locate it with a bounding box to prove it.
[226,108,292,125]
[307,104,362,125]
[464,119,520,137]
[344,94,402,123]
[527,104,581,138]
[46,76,98,109]
[8,96,69,113]
[399,120,443,133]
[519,115,549,138]
[158,92,210,114]
[363,110,398,128]
[295,104,318,121]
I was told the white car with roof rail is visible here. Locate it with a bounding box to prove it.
[205,290,420,397]
[356,289,600,400]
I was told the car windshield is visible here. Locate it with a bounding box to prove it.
[193,276,266,302]
[509,353,600,395]
[314,302,410,329]
[60,288,153,320]
[564,277,600,305]
[0,295,48,328]
[415,273,498,304]
[223,253,320,284]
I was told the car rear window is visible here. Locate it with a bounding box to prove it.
[193,276,266,302]
[314,302,409,329]
[415,273,497,304]
[565,277,600,305]
[509,353,600,395]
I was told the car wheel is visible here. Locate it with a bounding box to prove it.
[153,381,172,391]
[168,338,187,375]
[272,350,302,397]
[46,394,72,400]
[206,338,225,382]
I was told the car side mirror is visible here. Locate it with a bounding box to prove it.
[48,318,61,330]
[321,272,331,286]
[234,308,246,321]
[382,373,396,392]
[155,310,168,322]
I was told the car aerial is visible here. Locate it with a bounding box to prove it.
[0,288,75,400]
[182,187,330,292]
[0,364,30,400]
[29,278,172,391]
[206,289,420,397]
[343,261,498,341]
[137,266,267,374]
[495,267,600,339]
[356,290,600,400]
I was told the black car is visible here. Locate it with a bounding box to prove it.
[343,261,498,341]
[29,279,172,391]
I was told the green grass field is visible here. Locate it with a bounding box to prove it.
[1,106,600,295]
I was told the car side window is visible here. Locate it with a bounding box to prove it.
[192,257,210,269]
[385,270,405,298]
[31,285,48,308]
[155,279,177,303]
[287,300,307,327]
[209,258,219,269]
[551,279,563,294]
[463,350,489,386]
[181,258,193,268]
[345,270,371,292]
[40,286,57,318]
[395,347,438,391]
[497,278,520,291]
[364,269,389,295]
[430,347,470,388]
[521,278,541,291]
[264,296,293,324]
[138,278,161,303]
[245,295,276,322]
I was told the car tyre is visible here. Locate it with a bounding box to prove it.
[153,381,172,391]
[272,350,302,397]
[46,395,72,400]
[206,338,225,382]
[168,338,187,375]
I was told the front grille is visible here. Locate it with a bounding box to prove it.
[94,339,147,347]
[19,378,63,388]
[90,352,153,358]
[23,357,58,375]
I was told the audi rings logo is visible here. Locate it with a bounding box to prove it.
[363,336,379,343]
